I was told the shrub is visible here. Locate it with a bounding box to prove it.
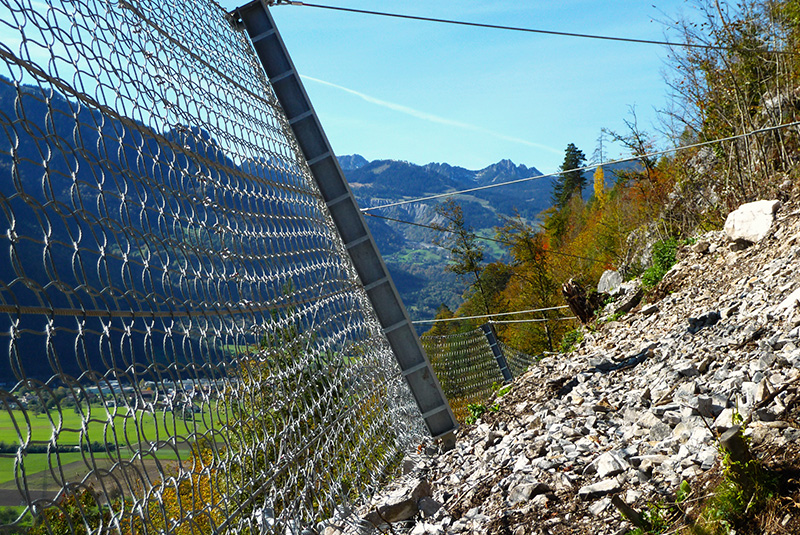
[641,237,678,290]
[464,403,487,425]
[559,329,583,353]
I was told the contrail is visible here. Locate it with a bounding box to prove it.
[301,75,562,155]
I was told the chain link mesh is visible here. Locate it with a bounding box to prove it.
[500,341,539,379]
[420,329,504,423]
[0,0,427,532]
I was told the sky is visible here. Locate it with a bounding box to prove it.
[219,0,699,174]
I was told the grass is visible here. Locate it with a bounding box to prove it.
[496,384,512,397]
[605,310,627,323]
[0,446,192,485]
[0,452,93,484]
[0,404,218,445]
[0,404,222,487]
[624,428,782,535]
[559,328,584,353]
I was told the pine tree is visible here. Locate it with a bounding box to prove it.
[552,143,587,208]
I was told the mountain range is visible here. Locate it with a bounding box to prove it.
[338,155,555,325]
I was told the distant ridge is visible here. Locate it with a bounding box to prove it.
[338,154,369,170]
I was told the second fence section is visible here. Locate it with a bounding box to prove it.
[421,325,538,423]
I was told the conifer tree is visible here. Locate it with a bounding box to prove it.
[552,143,587,208]
[433,199,490,315]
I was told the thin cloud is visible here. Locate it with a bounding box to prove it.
[301,75,562,155]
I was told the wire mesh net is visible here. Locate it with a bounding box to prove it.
[0,0,427,532]
[500,341,539,379]
[420,328,504,423]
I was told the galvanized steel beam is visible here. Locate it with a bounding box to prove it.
[481,323,513,382]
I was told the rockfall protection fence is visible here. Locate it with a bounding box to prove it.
[500,341,539,380]
[421,326,537,423]
[0,0,441,532]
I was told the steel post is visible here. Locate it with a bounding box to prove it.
[481,323,513,382]
[231,0,458,439]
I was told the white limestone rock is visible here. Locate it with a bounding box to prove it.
[598,270,623,294]
[578,478,622,500]
[724,199,780,244]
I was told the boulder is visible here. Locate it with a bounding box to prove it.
[363,479,432,526]
[364,499,417,525]
[578,478,622,500]
[507,477,551,505]
[598,270,623,294]
[724,200,780,244]
[594,451,628,479]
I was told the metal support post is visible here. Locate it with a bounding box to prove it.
[230,1,458,439]
[481,323,513,382]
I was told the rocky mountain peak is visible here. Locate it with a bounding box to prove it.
[337,153,369,170]
[475,159,541,184]
[338,155,542,186]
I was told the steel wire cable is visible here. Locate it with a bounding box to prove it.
[364,212,605,264]
[279,2,733,51]
[411,305,570,324]
[488,316,578,324]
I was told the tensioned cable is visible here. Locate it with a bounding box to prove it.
[489,316,578,324]
[364,212,605,264]
[278,2,729,51]
[365,212,507,246]
[0,283,358,319]
[361,119,800,212]
[411,305,570,324]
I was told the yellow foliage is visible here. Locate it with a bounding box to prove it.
[593,166,606,206]
[146,444,226,534]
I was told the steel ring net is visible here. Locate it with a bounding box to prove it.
[0,0,427,532]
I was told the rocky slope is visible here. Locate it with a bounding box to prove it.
[342,199,800,535]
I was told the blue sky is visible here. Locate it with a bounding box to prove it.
[221,0,697,174]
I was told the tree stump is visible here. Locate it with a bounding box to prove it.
[562,278,605,323]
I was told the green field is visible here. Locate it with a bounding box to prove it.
[0,452,102,485]
[0,405,220,445]
[0,405,224,486]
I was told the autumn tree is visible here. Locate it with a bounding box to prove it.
[497,214,564,352]
[593,166,606,207]
[662,0,800,207]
